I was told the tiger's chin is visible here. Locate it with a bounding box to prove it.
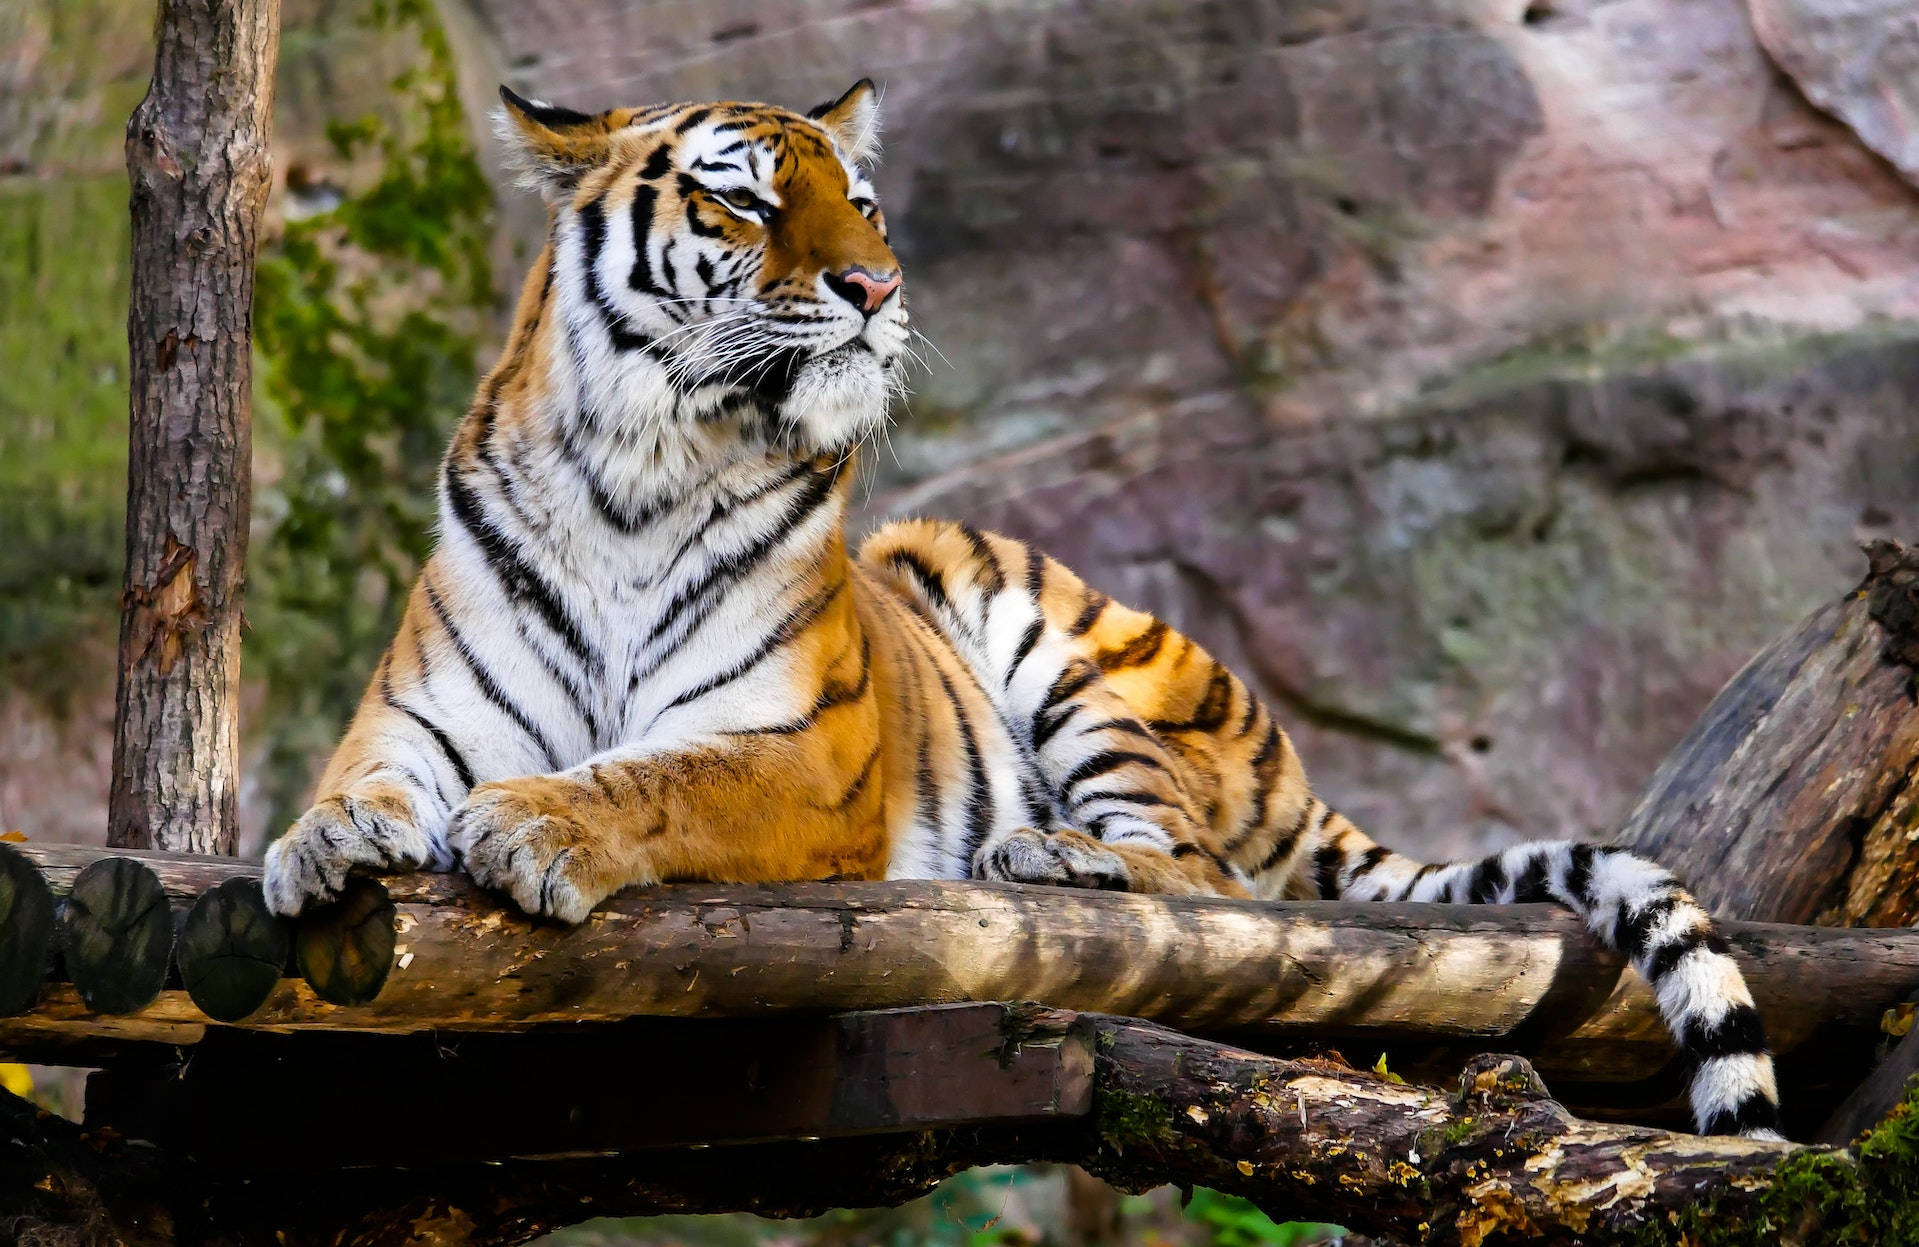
[780,342,893,452]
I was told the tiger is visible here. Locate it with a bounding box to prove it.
[261,79,1783,1140]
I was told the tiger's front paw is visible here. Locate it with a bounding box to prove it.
[449,777,638,925]
[976,828,1132,891]
[264,791,445,916]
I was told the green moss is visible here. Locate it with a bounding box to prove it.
[1632,1079,1919,1246]
[1095,1086,1180,1143]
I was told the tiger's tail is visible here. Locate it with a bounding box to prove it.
[1261,813,1783,1140]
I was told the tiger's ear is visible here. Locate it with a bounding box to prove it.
[807,79,882,165]
[496,85,619,193]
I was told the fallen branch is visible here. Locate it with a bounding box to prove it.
[11,1006,1918,1247]
[1618,539,1919,925]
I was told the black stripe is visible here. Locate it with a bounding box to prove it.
[1148,664,1235,735]
[1060,750,1165,802]
[443,462,600,672]
[644,466,837,649]
[1224,722,1285,853]
[422,579,562,769]
[1024,546,1047,597]
[1255,798,1316,874]
[1073,790,1174,809]
[576,197,658,353]
[640,145,673,180]
[1349,845,1391,880]
[832,743,884,810]
[1036,661,1099,718]
[959,524,1007,594]
[1644,925,1731,984]
[1564,843,1597,909]
[1313,843,1345,899]
[1031,704,1078,750]
[659,576,845,716]
[1007,619,1044,686]
[1097,620,1169,671]
[1467,856,1508,904]
[1680,1004,1768,1061]
[1614,892,1682,961]
[628,185,674,297]
[886,549,951,614]
[933,666,995,875]
[1510,854,1553,904]
[379,669,476,792]
[1396,862,1441,900]
[1067,592,1108,636]
[1080,718,1156,739]
[1700,1093,1782,1137]
[1236,690,1262,737]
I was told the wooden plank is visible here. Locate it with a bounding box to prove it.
[8,844,1919,1090]
[82,1003,1094,1165]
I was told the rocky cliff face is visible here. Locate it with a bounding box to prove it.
[466,0,1919,855]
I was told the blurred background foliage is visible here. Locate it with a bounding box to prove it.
[249,0,494,829]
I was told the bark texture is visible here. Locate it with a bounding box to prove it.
[111,0,280,854]
[6,844,1919,1109]
[1616,540,1919,926]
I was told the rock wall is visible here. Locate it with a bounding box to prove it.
[463,0,1919,856]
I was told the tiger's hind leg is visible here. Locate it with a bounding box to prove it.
[862,520,1247,898]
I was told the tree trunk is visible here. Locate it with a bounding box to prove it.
[111,0,281,855]
[1616,539,1919,925]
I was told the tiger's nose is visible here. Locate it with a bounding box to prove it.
[824,266,901,316]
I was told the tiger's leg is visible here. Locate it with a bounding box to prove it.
[264,649,468,916]
[861,521,1245,898]
[449,731,890,923]
[1276,813,1783,1139]
[973,654,1249,897]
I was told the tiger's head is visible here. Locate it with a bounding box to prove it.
[497,80,906,457]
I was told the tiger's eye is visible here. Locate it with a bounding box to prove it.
[718,188,763,214]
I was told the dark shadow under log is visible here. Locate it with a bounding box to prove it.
[12,1006,1918,1247]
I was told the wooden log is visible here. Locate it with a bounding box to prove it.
[1617,539,1919,926]
[5,844,1918,1098]
[15,1008,1919,1247]
[0,843,54,1016]
[175,877,289,1022]
[113,0,280,853]
[292,877,393,1006]
[58,857,173,1016]
[82,1003,1095,1166]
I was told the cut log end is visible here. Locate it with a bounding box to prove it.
[178,877,290,1023]
[61,856,173,1016]
[294,878,395,1007]
[0,843,55,1016]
